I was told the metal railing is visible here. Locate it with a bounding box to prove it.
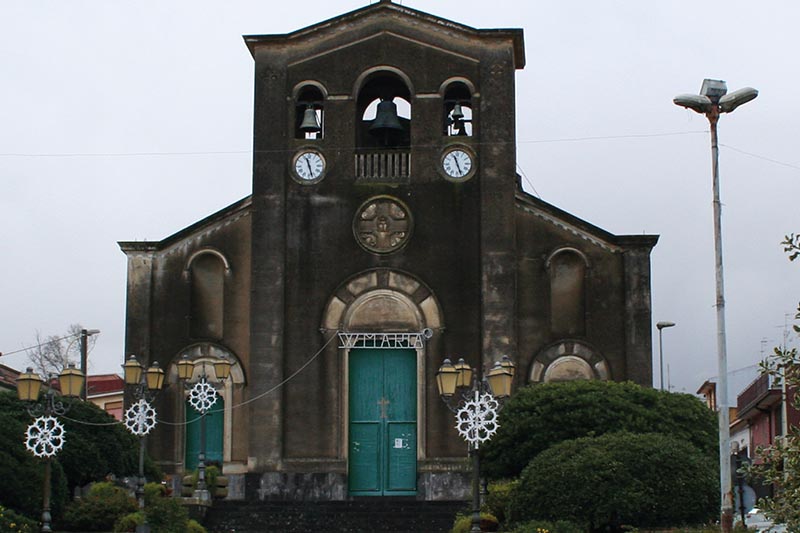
[355,150,410,183]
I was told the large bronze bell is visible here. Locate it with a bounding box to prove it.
[299,105,321,133]
[369,98,403,137]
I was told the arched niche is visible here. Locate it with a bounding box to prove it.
[185,250,231,341]
[545,247,589,338]
[529,340,610,383]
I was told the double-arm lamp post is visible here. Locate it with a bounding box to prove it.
[121,355,166,533]
[436,356,515,533]
[176,354,233,502]
[16,365,85,533]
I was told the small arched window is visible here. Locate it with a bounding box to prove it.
[443,81,473,137]
[547,249,587,337]
[188,253,226,340]
[295,85,325,140]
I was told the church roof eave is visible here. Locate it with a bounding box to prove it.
[242,2,525,69]
[118,195,252,255]
[515,188,659,253]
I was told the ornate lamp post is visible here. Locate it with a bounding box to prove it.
[16,364,85,533]
[121,355,166,533]
[436,355,515,533]
[177,354,232,502]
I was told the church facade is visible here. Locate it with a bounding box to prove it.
[119,1,658,501]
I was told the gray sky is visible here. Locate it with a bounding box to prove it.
[1,1,798,395]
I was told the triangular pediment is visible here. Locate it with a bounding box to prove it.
[244,1,524,69]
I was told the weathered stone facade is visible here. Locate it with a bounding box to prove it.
[119,1,657,502]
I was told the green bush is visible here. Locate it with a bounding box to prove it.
[0,504,39,532]
[505,519,584,533]
[508,432,717,531]
[59,481,137,531]
[484,479,517,525]
[451,512,498,533]
[187,519,208,533]
[482,380,718,479]
[112,511,143,532]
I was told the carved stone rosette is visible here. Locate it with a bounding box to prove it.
[353,196,413,254]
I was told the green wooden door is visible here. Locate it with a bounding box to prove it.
[185,396,224,471]
[349,348,417,496]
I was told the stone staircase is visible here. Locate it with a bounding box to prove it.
[203,498,467,533]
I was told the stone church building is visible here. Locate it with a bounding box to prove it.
[119,1,658,501]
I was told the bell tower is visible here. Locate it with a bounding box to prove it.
[242,0,524,496]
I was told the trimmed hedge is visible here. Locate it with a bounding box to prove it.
[507,432,718,531]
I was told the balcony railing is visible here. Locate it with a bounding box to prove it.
[737,373,777,414]
[355,150,410,183]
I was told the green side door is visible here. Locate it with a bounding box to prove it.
[348,348,417,496]
[185,396,224,471]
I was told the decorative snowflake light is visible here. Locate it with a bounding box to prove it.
[455,392,499,449]
[25,416,66,458]
[188,379,218,414]
[124,399,158,436]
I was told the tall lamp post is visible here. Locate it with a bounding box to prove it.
[121,355,166,533]
[16,364,85,533]
[436,356,515,533]
[674,78,758,533]
[656,321,676,391]
[177,354,232,502]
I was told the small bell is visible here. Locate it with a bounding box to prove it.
[299,105,321,133]
[451,103,465,120]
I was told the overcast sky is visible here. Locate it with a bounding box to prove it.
[1,1,798,396]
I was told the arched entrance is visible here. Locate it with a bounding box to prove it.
[321,269,443,497]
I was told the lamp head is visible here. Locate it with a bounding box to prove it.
[656,321,676,330]
[122,354,144,385]
[719,87,758,113]
[673,94,713,114]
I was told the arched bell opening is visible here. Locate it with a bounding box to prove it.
[442,81,473,137]
[356,71,411,150]
[294,84,326,140]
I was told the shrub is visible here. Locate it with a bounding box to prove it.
[451,512,498,533]
[484,479,517,525]
[0,504,39,533]
[482,380,717,479]
[187,519,208,533]
[508,432,717,531]
[59,481,137,531]
[505,519,584,533]
[113,511,143,532]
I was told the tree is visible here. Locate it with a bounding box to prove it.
[507,432,718,531]
[745,234,800,531]
[24,324,97,377]
[0,392,141,522]
[481,379,718,479]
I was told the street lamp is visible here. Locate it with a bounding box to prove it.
[178,354,233,502]
[674,78,758,533]
[121,355,166,533]
[656,321,676,392]
[16,364,85,533]
[436,356,515,533]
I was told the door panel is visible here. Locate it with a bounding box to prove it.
[348,348,417,496]
[185,395,224,471]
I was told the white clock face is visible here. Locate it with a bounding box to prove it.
[442,149,473,179]
[293,151,325,181]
